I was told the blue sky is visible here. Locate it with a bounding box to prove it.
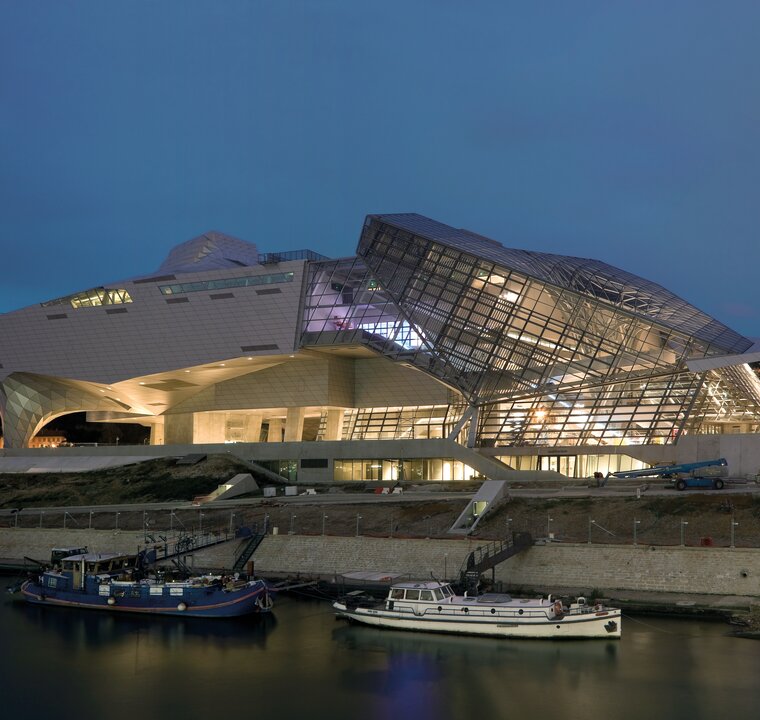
[1,1,758,337]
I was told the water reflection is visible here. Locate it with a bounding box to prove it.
[11,599,276,650]
[1,596,758,720]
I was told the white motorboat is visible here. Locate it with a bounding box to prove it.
[334,580,621,640]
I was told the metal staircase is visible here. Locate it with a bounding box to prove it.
[232,532,266,573]
[458,531,533,585]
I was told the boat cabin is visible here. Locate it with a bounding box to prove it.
[49,552,138,591]
[385,581,454,610]
[50,546,88,565]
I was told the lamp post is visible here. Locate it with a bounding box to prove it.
[289,514,297,535]
[322,513,328,536]
[588,518,595,544]
[680,520,688,546]
[89,511,93,530]
[444,553,448,580]
[356,514,363,537]
[264,513,270,534]
[143,511,148,542]
[229,512,236,535]
[199,510,204,535]
[731,515,738,548]
[633,518,641,545]
[115,512,120,531]
[505,517,513,540]
[547,514,553,540]
[39,511,44,528]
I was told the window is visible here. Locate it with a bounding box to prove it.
[300,458,328,469]
[405,589,420,600]
[160,272,294,296]
[420,590,434,601]
[42,287,133,308]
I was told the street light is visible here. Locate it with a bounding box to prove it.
[356,514,363,537]
[633,518,641,545]
[588,518,595,544]
[39,511,44,528]
[444,553,448,579]
[731,515,739,548]
[199,510,204,535]
[547,514,553,540]
[115,512,121,530]
[505,517,513,540]
[290,514,297,535]
[322,513,328,536]
[229,511,236,535]
[89,511,93,530]
[680,520,688,546]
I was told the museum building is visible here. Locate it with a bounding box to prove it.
[1,213,759,482]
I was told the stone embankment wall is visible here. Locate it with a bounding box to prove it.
[2,529,759,598]
[0,529,145,563]
[249,536,760,597]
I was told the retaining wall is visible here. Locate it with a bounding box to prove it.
[2,529,759,598]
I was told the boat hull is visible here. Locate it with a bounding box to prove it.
[334,603,621,640]
[21,579,272,619]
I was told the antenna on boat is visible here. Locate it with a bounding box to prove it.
[429,570,444,587]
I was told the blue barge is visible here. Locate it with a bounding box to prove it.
[21,552,272,618]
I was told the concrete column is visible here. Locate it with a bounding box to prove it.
[324,408,345,441]
[244,414,263,442]
[164,413,194,444]
[267,418,284,442]
[284,407,305,442]
[193,412,226,443]
[149,420,165,446]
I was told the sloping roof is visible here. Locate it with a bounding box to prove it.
[368,213,751,354]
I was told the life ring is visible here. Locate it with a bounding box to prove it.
[594,602,603,611]
[553,600,563,616]
[107,596,116,606]
[177,601,188,612]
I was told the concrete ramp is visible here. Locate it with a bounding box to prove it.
[193,473,259,504]
[448,480,509,535]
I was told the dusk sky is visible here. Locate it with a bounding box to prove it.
[1,1,758,337]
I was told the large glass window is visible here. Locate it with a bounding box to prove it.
[160,272,294,295]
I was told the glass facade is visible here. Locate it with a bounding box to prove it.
[334,458,476,482]
[300,213,760,448]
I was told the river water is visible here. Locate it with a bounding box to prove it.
[1,592,759,720]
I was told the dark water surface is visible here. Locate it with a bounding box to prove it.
[2,594,759,720]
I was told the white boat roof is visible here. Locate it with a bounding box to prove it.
[61,552,130,562]
[391,581,450,590]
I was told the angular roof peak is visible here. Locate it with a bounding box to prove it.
[157,231,259,274]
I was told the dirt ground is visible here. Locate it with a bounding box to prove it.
[1,455,759,548]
